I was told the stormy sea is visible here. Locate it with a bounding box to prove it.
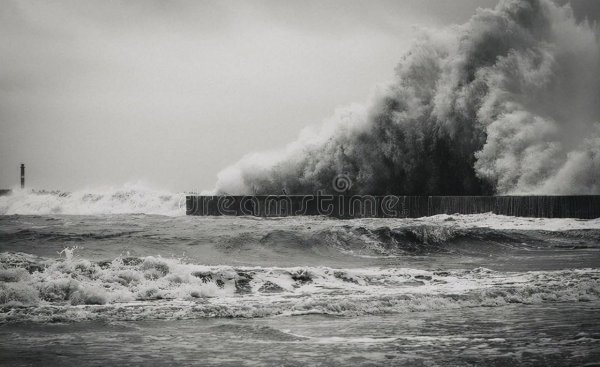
[2,0,600,365]
[0,188,599,366]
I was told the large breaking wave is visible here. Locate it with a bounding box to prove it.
[215,0,600,195]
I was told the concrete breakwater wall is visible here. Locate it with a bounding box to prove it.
[186,195,600,219]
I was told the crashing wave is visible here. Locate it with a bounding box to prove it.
[1,250,598,322]
[215,0,600,195]
[0,183,185,216]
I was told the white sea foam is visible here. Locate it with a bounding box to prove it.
[1,250,598,322]
[0,183,185,216]
[343,214,600,232]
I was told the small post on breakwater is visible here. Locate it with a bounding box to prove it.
[20,163,25,189]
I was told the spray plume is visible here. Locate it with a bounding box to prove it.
[216,0,600,195]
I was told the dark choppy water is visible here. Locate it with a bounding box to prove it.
[1,214,600,366]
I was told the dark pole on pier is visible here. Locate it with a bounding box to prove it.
[20,163,25,189]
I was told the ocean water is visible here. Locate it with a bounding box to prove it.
[1,191,600,366]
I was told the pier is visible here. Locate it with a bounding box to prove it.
[186,195,600,219]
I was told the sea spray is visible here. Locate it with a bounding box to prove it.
[0,183,185,216]
[215,0,600,196]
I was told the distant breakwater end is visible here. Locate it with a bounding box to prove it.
[186,195,600,219]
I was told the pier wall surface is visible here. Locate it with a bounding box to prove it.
[186,195,600,219]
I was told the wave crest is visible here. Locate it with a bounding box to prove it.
[0,183,185,216]
[1,250,598,322]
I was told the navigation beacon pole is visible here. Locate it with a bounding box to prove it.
[20,163,25,189]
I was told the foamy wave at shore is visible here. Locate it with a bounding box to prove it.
[1,250,598,322]
[0,184,185,216]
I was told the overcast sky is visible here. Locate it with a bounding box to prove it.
[1,0,597,192]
